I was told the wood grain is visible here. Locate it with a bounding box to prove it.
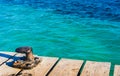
[114,65,120,76]
[0,52,16,65]
[80,61,111,76]
[49,58,84,76]
[20,56,58,76]
[0,53,24,76]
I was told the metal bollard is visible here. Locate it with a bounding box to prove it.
[13,46,41,69]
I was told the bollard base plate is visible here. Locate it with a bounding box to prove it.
[13,57,41,69]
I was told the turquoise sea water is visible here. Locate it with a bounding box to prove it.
[0,1,120,74]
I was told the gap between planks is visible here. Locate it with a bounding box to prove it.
[114,65,120,76]
[0,52,120,76]
[19,56,59,76]
[48,58,84,76]
[0,52,24,76]
[0,52,17,66]
[80,61,111,76]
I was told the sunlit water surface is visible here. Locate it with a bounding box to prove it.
[0,2,120,75]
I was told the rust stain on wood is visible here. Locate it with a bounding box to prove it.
[20,56,58,76]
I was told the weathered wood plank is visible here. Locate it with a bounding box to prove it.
[80,61,111,76]
[114,65,120,76]
[49,58,84,76]
[0,52,16,65]
[20,56,58,76]
[0,53,24,76]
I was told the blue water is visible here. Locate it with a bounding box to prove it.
[0,0,120,74]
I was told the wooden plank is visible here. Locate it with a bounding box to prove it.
[0,53,25,76]
[20,56,58,76]
[80,61,111,76]
[114,65,120,76]
[49,58,84,76]
[0,52,16,65]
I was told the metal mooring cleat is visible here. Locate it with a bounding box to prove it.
[13,46,41,69]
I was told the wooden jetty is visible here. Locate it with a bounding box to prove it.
[0,52,120,76]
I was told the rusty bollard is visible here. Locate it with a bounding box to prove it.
[13,46,41,69]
